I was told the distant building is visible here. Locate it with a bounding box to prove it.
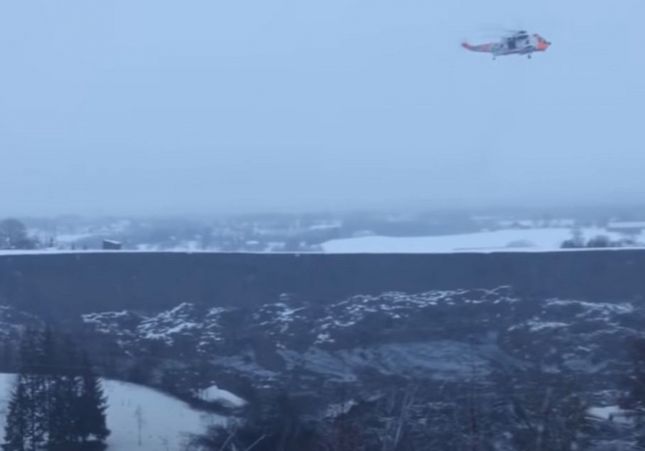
[102,239,122,250]
[497,219,534,229]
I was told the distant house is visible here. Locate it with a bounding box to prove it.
[497,219,534,229]
[102,239,122,250]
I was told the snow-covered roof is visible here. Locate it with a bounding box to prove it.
[198,385,246,408]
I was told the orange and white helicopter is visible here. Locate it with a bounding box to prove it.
[462,30,551,59]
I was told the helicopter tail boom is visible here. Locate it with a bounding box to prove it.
[462,42,495,53]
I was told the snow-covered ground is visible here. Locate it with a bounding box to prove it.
[588,405,632,425]
[321,227,641,253]
[0,374,226,451]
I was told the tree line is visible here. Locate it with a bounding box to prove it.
[0,219,38,250]
[3,329,109,451]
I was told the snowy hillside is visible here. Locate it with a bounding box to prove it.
[321,227,639,253]
[0,374,226,451]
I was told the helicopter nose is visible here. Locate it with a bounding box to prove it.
[537,38,551,51]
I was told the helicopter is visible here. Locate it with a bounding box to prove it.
[462,30,551,59]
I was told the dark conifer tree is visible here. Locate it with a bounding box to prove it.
[17,329,47,451]
[76,354,110,445]
[48,335,81,449]
[3,382,28,451]
[3,329,110,451]
[40,327,62,444]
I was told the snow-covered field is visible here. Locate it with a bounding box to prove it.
[0,374,226,451]
[321,227,640,253]
[2,226,644,255]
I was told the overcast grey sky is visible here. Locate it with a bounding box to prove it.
[1,0,643,215]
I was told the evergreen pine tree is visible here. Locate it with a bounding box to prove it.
[3,329,110,451]
[40,327,62,445]
[18,329,47,451]
[48,336,81,450]
[3,381,28,451]
[76,354,110,445]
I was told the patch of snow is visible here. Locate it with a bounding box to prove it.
[255,303,306,335]
[274,304,305,322]
[588,405,631,425]
[315,332,334,345]
[526,320,569,332]
[83,310,134,322]
[546,299,634,317]
[136,243,159,251]
[82,311,141,336]
[55,233,96,243]
[137,303,200,344]
[149,321,199,338]
[309,221,342,231]
[83,303,228,351]
[312,288,518,343]
[325,399,356,418]
[208,307,227,316]
[198,385,246,408]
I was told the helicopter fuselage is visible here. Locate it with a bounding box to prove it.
[462,32,551,59]
[493,33,548,56]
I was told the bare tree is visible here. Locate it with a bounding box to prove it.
[375,385,418,451]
